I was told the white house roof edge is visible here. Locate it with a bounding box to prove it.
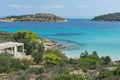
[0,42,24,49]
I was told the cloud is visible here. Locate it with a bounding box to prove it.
[8,4,33,9]
[77,5,88,8]
[8,4,64,10]
[8,4,21,8]
[44,5,64,9]
[8,4,64,13]
[36,5,64,12]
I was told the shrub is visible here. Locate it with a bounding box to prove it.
[45,49,67,60]
[90,51,99,59]
[9,59,23,71]
[16,76,28,80]
[35,75,46,80]
[52,74,87,80]
[13,30,45,55]
[0,30,13,41]
[44,53,60,65]
[0,53,30,73]
[0,53,11,73]
[38,43,45,53]
[80,51,89,58]
[13,30,38,42]
[101,56,111,64]
[29,68,45,75]
[21,59,30,70]
[32,51,44,64]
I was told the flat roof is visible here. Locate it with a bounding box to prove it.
[0,42,23,49]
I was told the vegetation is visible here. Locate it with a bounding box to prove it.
[52,74,88,80]
[101,56,111,64]
[0,13,67,22]
[13,30,44,54]
[44,52,60,65]
[0,30,120,80]
[92,12,120,21]
[0,53,30,73]
[32,51,44,64]
[95,66,120,80]
[0,30,13,41]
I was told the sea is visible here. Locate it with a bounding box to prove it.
[0,19,120,60]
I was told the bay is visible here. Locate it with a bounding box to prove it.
[0,19,120,60]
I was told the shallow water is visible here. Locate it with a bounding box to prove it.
[0,19,120,60]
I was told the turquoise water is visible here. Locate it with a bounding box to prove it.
[0,19,120,60]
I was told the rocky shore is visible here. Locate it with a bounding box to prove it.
[39,38,65,50]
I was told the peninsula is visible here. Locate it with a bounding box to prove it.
[92,12,120,21]
[0,13,67,22]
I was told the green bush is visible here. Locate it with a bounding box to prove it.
[0,53,11,73]
[31,42,45,64]
[21,59,30,70]
[101,56,111,64]
[32,51,44,64]
[9,59,23,71]
[44,53,60,65]
[0,30,13,41]
[52,74,87,80]
[45,49,67,60]
[13,30,45,55]
[29,68,45,75]
[38,43,45,53]
[13,30,38,42]
[0,53,30,73]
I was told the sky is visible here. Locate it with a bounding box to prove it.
[1,0,120,18]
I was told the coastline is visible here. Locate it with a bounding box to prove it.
[39,38,66,50]
[0,19,68,22]
[0,19,120,60]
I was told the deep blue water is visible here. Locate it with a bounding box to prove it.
[0,19,120,60]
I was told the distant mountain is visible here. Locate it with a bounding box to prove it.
[92,12,120,21]
[0,13,67,22]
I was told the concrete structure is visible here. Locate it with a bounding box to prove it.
[0,42,25,57]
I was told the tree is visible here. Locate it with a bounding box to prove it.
[38,42,45,53]
[80,51,89,58]
[13,30,38,42]
[90,51,99,59]
[32,51,44,64]
[13,30,44,55]
[101,56,111,64]
[31,42,45,64]
[105,56,111,64]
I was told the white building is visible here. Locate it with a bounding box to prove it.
[0,42,25,58]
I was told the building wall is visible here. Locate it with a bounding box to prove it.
[0,49,5,53]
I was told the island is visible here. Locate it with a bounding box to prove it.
[92,12,120,21]
[0,13,67,22]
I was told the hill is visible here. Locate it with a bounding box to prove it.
[0,13,67,22]
[92,12,120,21]
[0,30,120,80]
